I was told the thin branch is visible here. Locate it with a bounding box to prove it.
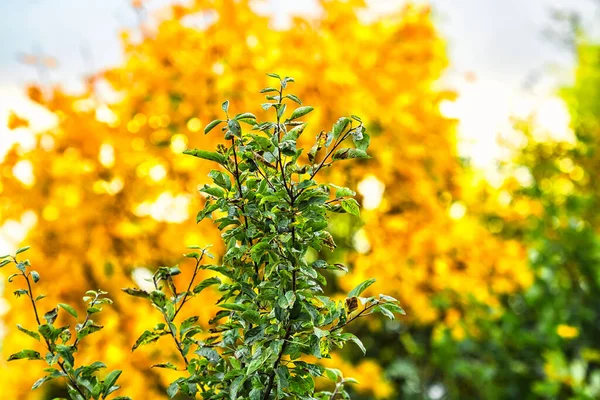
[262,325,293,400]
[330,301,379,333]
[17,262,88,399]
[153,278,189,367]
[173,255,203,319]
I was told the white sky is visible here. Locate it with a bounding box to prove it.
[0,0,598,169]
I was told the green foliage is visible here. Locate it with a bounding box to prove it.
[122,74,402,399]
[0,248,129,400]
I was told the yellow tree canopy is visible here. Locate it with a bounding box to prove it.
[0,0,530,397]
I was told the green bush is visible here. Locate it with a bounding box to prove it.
[1,75,403,399]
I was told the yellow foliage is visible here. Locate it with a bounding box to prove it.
[0,0,530,397]
[556,324,579,339]
[7,111,30,130]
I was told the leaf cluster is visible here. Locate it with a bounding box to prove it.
[1,247,129,400]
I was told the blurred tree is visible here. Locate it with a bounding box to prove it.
[0,0,530,398]
[411,40,600,400]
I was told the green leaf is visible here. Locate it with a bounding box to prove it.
[234,112,256,120]
[219,303,248,312]
[379,301,406,315]
[353,130,370,151]
[332,148,370,161]
[266,72,281,79]
[278,291,296,309]
[246,347,273,374]
[285,94,302,105]
[250,241,271,264]
[77,321,104,340]
[167,382,179,398]
[330,184,355,197]
[342,333,366,354]
[132,330,163,351]
[348,278,376,298]
[152,362,178,370]
[209,170,232,190]
[204,119,224,134]
[55,344,74,367]
[16,246,31,255]
[200,185,226,198]
[193,277,221,294]
[277,103,287,119]
[31,375,53,390]
[103,370,122,395]
[222,100,229,113]
[332,117,351,139]
[58,303,78,319]
[17,324,40,341]
[260,87,278,93]
[324,367,342,381]
[43,307,59,324]
[30,270,40,283]
[0,259,11,268]
[8,349,42,361]
[341,198,360,217]
[374,304,395,320]
[183,149,225,164]
[230,375,245,399]
[241,310,261,324]
[121,288,150,299]
[288,106,314,121]
[228,119,242,137]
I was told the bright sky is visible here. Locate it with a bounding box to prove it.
[0,0,598,168]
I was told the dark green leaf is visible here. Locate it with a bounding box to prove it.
[77,321,104,340]
[332,117,351,139]
[103,370,122,395]
[132,330,163,351]
[204,119,224,134]
[8,350,42,361]
[193,277,221,294]
[43,307,58,324]
[332,148,370,161]
[17,324,40,341]
[152,362,178,370]
[183,149,225,164]
[121,288,151,299]
[167,382,179,398]
[58,303,78,319]
[31,375,54,390]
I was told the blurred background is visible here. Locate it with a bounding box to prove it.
[1,0,600,398]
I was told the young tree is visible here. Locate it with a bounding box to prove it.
[123,75,404,398]
[1,247,129,400]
